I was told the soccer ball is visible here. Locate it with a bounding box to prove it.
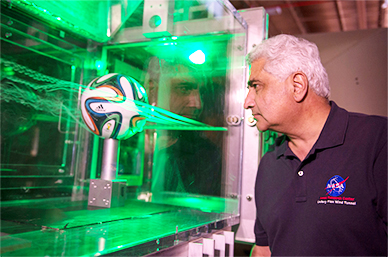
[80,73,148,140]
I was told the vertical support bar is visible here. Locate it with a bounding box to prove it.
[236,7,267,243]
[99,42,108,76]
[90,135,100,179]
[213,234,225,257]
[223,231,234,257]
[67,65,78,176]
[188,242,203,257]
[101,138,119,180]
[203,238,215,257]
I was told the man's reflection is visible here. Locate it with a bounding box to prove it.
[170,76,201,119]
[144,57,222,196]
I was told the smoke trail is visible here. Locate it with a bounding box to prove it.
[1,58,226,139]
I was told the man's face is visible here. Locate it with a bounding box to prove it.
[244,58,292,132]
[168,65,202,120]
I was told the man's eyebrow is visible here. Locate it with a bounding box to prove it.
[173,81,198,89]
[176,82,196,86]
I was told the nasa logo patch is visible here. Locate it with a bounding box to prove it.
[325,175,348,197]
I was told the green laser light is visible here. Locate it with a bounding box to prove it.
[189,50,205,65]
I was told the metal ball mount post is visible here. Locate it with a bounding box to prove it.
[88,138,126,208]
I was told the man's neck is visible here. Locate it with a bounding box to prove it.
[286,100,331,161]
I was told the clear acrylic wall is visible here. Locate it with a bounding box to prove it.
[102,0,248,214]
[0,1,250,255]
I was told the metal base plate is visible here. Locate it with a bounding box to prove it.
[88,179,126,208]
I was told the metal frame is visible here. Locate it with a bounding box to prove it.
[235,7,268,243]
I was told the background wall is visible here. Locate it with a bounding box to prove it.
[301,28,387,117]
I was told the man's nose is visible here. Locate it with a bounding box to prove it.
[244,89,255,109]
[187,89,202,109]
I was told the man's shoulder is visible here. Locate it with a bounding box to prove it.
[347,111,387,136]
[341,111,387,157]
[328,102,386,146]
[348,111,387,123]
[331,101,386,129]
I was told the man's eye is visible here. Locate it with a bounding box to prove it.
[247,81,259,89]
[247,83,258,89]
[253,83,263,91]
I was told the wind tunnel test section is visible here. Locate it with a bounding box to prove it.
[0,0,267,256]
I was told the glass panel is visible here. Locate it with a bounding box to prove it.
[5,0,143,43]
[1,8,85,202]
[0,1,251,256]
[106,37,230,196]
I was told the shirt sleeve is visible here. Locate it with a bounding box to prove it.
[254,211,269,246]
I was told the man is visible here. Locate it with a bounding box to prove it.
[244,34,387,256]
[146,58,204,122]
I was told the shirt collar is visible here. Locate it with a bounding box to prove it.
[275,101,348,159]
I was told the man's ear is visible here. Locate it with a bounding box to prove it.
[292,72,309,102]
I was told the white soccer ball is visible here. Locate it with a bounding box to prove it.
[80,73,148,140]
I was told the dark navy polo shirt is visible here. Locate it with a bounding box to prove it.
[254,101,387,256]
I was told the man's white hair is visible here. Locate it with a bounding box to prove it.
[247,34,330,99]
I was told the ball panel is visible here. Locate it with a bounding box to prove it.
[87,99,111,114]
[101,119,116,138]
[81,103,96,133]
[83,110,100,135]
[131,116,146,129]
[101,114,121,138]
[119,76,135,101]
[95,85,125,102]
[128,77,146,101]
[96,73,118,84]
